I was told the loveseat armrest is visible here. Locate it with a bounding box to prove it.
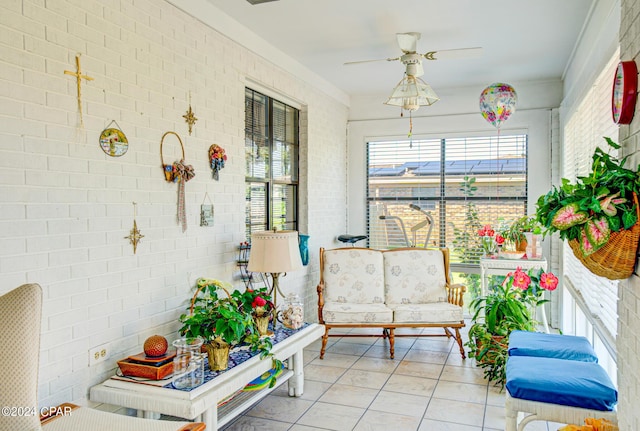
[446,283,466,307]
[317,280,325,324]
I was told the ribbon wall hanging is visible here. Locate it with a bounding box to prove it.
[160,131,195,232]
[208,144,227,180]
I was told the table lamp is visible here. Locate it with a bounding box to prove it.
[247,230,303,315]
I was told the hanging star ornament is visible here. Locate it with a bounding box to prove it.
[125,219,144,254]
[183,105,198,135]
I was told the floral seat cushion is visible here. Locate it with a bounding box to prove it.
[322,302,393,323]
[322,249,385,304]
[387,302,463,323]
[383,249,448,304]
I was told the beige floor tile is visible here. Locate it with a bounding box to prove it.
[483,404,506,429]
[351,356,400,373]
[337,368,391,390]
[395,360,444,379]
[244,394,314,423]
[296,402,365,431]
[439,364,488,385]
[318,383,379,408]
[382,373,437,397]
[423,398,485,427]
[289,425,330,431]
[374,336,416,350]
[325,341,371,356]
[310,352,360,368]
[303,363,347,383]
[418,419,482,431]
[352,409,422,431]
[412,338,455,353]
[271,379,332,401]
[368,390,430,418]
[221,415,292,431]
[363,344,407,360]
[446,353,478,368]
[403,349,449,365]
[486,385,506,407]
[433,380,488,404]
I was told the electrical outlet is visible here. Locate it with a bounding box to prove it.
[88,343,109,366]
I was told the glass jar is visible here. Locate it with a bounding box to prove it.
[278,293,304,330]
[172,337,204,389]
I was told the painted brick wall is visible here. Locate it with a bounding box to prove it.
[618,0,640,429]
[0,0,348,407]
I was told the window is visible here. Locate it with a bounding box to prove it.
[367,134,528,267]
[245,89,299,237]
[562,52,620,346]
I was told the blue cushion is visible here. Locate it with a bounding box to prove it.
[508,330,598,362]
[506,356,617,411]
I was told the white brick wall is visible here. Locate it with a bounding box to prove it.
[0,0,348,408]
[618,0,640,428]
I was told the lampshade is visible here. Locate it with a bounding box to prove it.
[247,230,303,273]
[384,75,440,111]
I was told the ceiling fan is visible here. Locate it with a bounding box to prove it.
[344,32,483,79]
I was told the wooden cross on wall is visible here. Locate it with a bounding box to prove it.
[64,54,94,128]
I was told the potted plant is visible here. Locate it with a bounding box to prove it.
[498,215,544,257]
[466,267,558,387]
[179,279,254,370]
[535,137,639,278]
[233,287,275,336]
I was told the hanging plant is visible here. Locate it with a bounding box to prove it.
[535,137,640,279]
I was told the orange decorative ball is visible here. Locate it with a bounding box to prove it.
[143,335,168,357]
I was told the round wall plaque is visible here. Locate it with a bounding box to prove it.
[611,60,638,125]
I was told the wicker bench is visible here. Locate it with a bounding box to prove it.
[505,331,618,431]
[316,247,466,359]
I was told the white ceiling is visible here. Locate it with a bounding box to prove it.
[204,0,594,99]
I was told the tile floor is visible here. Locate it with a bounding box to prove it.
[221,325,566,431]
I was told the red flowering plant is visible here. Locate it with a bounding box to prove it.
[233,287,275,319]
[477,224,505,257]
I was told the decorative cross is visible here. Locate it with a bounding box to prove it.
[64,54,93,128]
[183,92,198,135]
[124,202,144,254]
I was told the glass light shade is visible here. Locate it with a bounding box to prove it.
[247,230,303,273]
[384,75,440,111]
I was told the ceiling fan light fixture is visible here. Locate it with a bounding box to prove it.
[384,75,439,111]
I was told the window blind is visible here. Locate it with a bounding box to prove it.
[562,52,620,339]
[367,134,527,264]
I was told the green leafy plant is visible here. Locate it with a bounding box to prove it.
[179,279,252,347]
[498,215,542,249]
[179,279,282,382]
[450,176,483,297]
[535,137,639,256]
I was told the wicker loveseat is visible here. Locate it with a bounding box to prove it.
[316,247,466,359]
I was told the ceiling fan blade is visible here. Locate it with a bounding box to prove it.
[423,47,484,61]
[396,32,421,53]
[344,57,400,66]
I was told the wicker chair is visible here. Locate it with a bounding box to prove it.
[0,283,205,431]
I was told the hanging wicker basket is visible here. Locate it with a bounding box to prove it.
[567,193,640,280]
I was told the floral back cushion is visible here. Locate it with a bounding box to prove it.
[383,249,448,304]
[322,248,385,304]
